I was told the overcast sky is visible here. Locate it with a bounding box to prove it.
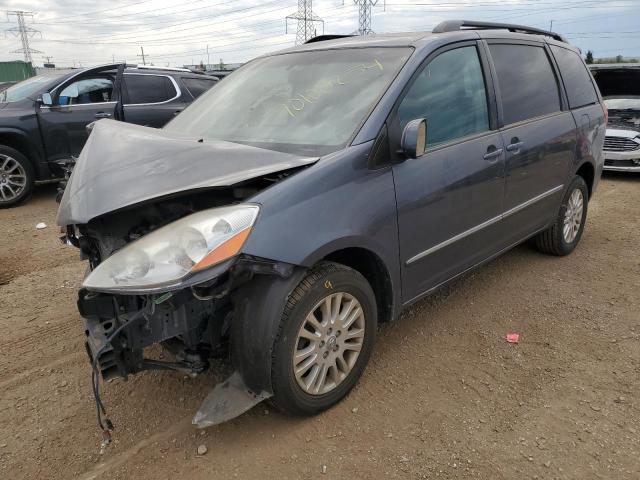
[1,0,638,68]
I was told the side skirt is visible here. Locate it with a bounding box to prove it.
[401,224,551,310]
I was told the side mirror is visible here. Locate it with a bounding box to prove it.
[41,93,53,106]
[400,118,427,159]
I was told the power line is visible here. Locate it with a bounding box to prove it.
[5,10,42,63]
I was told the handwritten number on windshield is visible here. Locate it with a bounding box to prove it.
[282,59,384,118]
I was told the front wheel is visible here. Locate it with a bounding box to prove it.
[270,262,377,416]
[0,146,34,208]
[535,175,589,256]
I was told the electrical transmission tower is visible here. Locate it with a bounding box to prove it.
[286,0,324,45]
[5,11,42,63]
[353,0,383,35]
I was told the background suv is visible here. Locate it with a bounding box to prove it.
[0,64,218,207]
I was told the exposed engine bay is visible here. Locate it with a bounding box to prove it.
[56,119,318,437]
[66,180,288,380]
[66,176,298,425]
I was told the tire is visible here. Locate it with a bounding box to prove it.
[535,175,589,256]
[271,261,377,416]
[0,145,34,208]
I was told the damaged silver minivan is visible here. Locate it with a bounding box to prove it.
[58,22,605,437]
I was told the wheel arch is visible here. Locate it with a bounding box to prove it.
[0,128,46,179]
[322,247,394,325]
[575,161,595,199]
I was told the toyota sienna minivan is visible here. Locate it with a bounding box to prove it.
[57,20,605,435]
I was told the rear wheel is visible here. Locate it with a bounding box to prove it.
[535,175,588,256]
[0,146,34,208]
[271,262,377,416]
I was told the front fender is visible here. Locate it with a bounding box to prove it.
[230,266,308,395]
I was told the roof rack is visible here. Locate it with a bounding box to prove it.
[432,20,568,43]
[133,64,192,72]
[304,34,354,44]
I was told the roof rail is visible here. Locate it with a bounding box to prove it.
[134,64,192,72]
[304,34,354,44]
[432,20,568,43]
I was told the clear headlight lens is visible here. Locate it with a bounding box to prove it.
[83,205,259,292]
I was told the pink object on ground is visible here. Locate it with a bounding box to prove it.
[506,332,520,343]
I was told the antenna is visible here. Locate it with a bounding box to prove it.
[5,10,43,63]
[286,0,324,45]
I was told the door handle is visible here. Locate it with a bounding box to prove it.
[506,140,524,152]
[483,147,503,161]
[94,112,112,119]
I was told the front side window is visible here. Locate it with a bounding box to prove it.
[58,77,113,105]
[489,44,561,125]
[124,75,177,104]
[165,48,412,155]
[397,46,489,146]
[551,45,598,109]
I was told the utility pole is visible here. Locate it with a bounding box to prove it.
[137,46,147,65]
[206,45,210,68]
[353,0,381,35]
[549,19,554,31]
[286,0,324,45]
[5,10,42,63]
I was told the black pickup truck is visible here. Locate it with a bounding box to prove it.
[0,64,218,207]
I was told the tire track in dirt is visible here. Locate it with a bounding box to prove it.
[76,419,192,480]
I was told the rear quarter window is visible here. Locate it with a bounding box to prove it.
[182,77,218,99]
[550,45,599,109]
[489,44,561,125]
[124,74,177,104]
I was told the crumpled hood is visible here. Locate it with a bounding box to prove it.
[57,119,318,225]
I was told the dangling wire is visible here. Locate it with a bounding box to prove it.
[90,299,152,449]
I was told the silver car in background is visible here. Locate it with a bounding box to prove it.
[590,64,640,172]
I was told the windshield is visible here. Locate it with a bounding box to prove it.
[0,74,61,103]
[165,47,412,155]
[604,98,640,110]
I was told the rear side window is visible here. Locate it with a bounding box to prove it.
[182,77,218,99]
[124,74,177,104]
[550,45,599,109]
[397,46,489,146]
[489,44,561,125]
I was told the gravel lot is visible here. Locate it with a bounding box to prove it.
[0,175,638,480]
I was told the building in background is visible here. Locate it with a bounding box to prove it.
[0,60,35,84]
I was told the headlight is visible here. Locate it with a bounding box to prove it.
[83,204,259,292]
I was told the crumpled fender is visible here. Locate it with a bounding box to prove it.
[230,266,308,395]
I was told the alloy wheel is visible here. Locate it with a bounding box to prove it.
[563,188,584,243]
[293,292,366,395]
[0,154,27,202]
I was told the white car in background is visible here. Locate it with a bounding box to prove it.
[590,64,640,172]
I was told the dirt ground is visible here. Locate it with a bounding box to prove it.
[0,175,638,480]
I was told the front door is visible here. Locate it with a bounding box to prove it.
[37,64,124,162]
[391,43,506,303]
